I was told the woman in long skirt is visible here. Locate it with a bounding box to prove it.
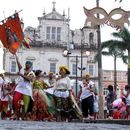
[53,66,82,122]
[32,70,53,121]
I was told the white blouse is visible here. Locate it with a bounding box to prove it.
[54,76,71,90]
[15,69,35,99]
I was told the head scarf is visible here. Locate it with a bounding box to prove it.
[25,61,33,67]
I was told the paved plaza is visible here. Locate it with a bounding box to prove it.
[0,120,130,130]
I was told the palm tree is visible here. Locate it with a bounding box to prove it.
[101,40,127,92]
[112,27,130,85]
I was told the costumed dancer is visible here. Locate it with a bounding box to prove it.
[0,72,8,119]
[44,72,56,117]
[12,54,35,120]
[46,72,56,87]
[53,65,82,122]
[31,70,53,121]
[0,72,5,119]
[78,73,95,120]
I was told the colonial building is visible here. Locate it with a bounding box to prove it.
[3,2,98,91]
[102,70,127,97]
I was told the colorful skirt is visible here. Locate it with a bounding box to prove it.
[53,90,82,120]
[32,89,52,120]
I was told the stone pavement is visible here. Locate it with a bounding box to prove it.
[0,120,130,130]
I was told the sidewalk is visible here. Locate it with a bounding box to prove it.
[0,120,130,130]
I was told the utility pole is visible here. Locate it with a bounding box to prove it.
[75,55,78,97]
[96,0,104,119]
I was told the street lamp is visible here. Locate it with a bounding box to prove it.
[78,50,90,80]
[63,49,90,96]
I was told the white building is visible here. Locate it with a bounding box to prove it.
[3,2,99,89]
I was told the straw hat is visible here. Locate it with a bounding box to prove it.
[59,65,70,74]
[48,71,54,75]
[84,73,90,78]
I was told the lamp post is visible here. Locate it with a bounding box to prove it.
[79,28,90,80]
[80,29,84,81]
[75,55,78,97]
[78,51,90,80]
[63,50,90,96]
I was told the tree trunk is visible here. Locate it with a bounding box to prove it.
[114,56,117,93]
[128,49,130,85]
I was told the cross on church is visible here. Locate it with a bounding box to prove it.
[52,1,56,11]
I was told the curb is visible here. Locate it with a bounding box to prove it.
[71,119,130,125]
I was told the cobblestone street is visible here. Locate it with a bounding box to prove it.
[0,120,130,130]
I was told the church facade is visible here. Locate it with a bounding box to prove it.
[3,2,98,89]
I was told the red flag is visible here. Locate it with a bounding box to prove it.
[0,12,30,54]
[6,13,31,49]
[6,13,23,41]
[5,26,19,54]
[0,24,9,49]
[0,22,20,54]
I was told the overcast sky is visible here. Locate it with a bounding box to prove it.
[0,0,129,71]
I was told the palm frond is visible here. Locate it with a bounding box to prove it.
[115,0,123,2]
[102,51,113,57]
[121,55,128,64]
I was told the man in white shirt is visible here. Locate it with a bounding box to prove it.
[0,72,5,119]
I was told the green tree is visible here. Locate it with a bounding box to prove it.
[113,28,130,86]
[102,27,130,87]
[101,40,127,92]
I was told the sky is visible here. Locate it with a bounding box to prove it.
[0,0,129,71]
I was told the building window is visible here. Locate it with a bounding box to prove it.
[51,27,56,40]
[46,26,51,39]
[57,27,61,41]
[50,63,56,73]
[72,64,76,75]
[46,26,61,41]
[89,32,94,44]
[88,64,94,76]
[11,61,16,73]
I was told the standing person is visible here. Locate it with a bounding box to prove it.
[31,69,53,121]
[44,72,56,117]
[106,85,115,119]
[47,72,56,87]
[0,72,6,119]
[12,54,35,120]
[78,73,95,120]
[53,65,81,122]
[1,81,14,119]
[121,85,130,119]
[0,72,5,119]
